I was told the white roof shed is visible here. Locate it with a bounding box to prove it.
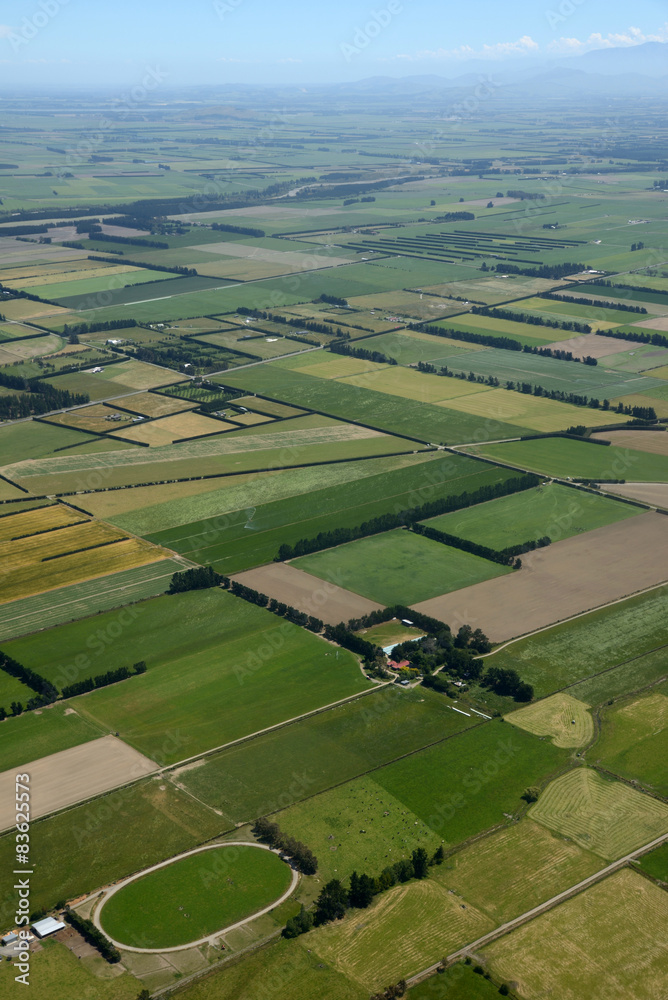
[31,917,65,939]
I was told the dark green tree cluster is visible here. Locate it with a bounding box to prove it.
[412,522,521,568]
[370,981,408,1000]
[61,663,144,700]
[168,566,222,594]
[88,254,197,276]
[345,605,449,636]
[0,376,87,420]
[211,223,265,237]
[64,909,120,963]
[495,262,588,279]
[330,342,397,365]
[253,817,317,874]
[219,577,323,632]
[322,624,380,661]
[481,666,533,701]
[505,189,546,200]
[0,650,57,715]
[236,306,347,338]
[431,211,475,221]
[62,319,137,337]
[542,291,647,314]
[418,322,522,352]
[276,475,538,562]
[595,327,668,350]
[318,293,348,306]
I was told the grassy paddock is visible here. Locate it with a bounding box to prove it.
[505,693,594,748]
[471,436,668,482]
[591,686,668,795]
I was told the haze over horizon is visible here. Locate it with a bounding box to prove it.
[0,0,667,89]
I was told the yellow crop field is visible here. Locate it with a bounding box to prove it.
[342,366,490,403]
[104,359,180,390]
[505,693,594,748]
[109,412,233,446]
[119,392,196,418]
[483,869,668,1000]
[0,503,85,542]
[440,386,619,431]
[308,878,493,991]
[4,264,142,289]
[529,767,668,859]
[0,520,167,603]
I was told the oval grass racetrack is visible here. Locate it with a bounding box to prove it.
[99,845,293,950]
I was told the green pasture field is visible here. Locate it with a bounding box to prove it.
[639,842,668,883]
[483,868,668,1000]
[505,692,594,749]
[530,767,668,859]
[423,481,640,548]
[196,330,310,359]
[470,436,668,481]
[519,295,636,324]
[0,778,226,914]
[75,454,438,530]
[7,418,413,494]
[585,282,668,308]
[0,558,184,642]
[0,420,96,466]
[337,364,493,404]
[434,313,579,346]
[278,721,568,879]
[408,962,504,1000]
[359,329,486,365]
[145,457,517,575]
[309,876,493,993]
[100,845,293,949]
[0,479,29,500]
[0,669,33,710]
[440,819,602,925]
[590,686,668,795]
[489,585,668,698]
[19,268,175,302]
[600,344,668,373]
[163,936,365,1000]
[0,702,101,773]
[442,346,666,397]
[568,644,668,706]
[176,686,476,824]
[0,939,142,1000]
[293,528,511,606]
[69,590,370,763]
[219,364,530,444]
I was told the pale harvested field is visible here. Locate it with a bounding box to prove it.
[591,429,668,456]
[0,503,85,542]
[412,512,668,641]
[108,411,229,446]
[45,403,136,434]
[635,315,668,331]
[119,393,197,418]
[505,693,594,748]
[230,562,383,624]
[105,360,179,390]
[600,481,668,507]
[5,263,142,289]
[544,333,637,359]
[0,735,156,830]
[0,298,71,321]
[191,240,351,269]
[483,869,668,1000]
[0,333,63,364]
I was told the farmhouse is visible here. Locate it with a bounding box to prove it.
[31,917,66,939]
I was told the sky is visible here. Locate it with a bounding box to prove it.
[0,0,667,89]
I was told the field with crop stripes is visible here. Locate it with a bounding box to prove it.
[505,693,594,748]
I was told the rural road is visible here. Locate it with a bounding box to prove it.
[91,842,299,954]
[406,828,668,988]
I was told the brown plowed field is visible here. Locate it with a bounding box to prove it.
[230,563,383,624]
[600,482,668,508]
[412,512,668,642]
[544,334,635,359]
[591,430,668,457]
[0,735,156,830]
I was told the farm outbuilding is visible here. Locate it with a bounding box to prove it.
[31,917,66,939]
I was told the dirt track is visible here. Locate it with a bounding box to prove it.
[0,734,156,830]
[231,563,382,624]
[412,512,668,642]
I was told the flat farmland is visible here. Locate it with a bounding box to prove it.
[0,736,156,830]
[591,688,668,795]
[423,482,640,548]
[0,502,86,541]
[590,428,668,457]
[413,513,668,643]
[640,842,668,883]
[408,963,505,1000]
[309,879,493,993]
[175,686,476,824]
[116,391,197,417]
[7,419,412,494]
[519,295,635,325]
[0,517,169,603]
[197,330,311,359]
[488,585,668,699]
[293,528,512,606]
[529,767,668,859]
[232,396,306,417]
[482,869,668,1000]
[0,558,185,641]
[357,329,486,365]
[436,313,580,344]
[230,562,382,623]
[0,420,98,465]
[440,385,620,431]
[0,778,226,916]
[340,366,492,404]
[443,346,666,397]
[0,940,142,1000]
[57,590,372,763]
[0,703,102,773]
[278,721,569,877]
[44,402,137,434]
[108,411,228,446]
[145,455,516,574]
[597,344,668,372]
[219,363,530,444]
[505,693,594,748]
[13,267,175,300]
[470,436,668,481]
[595,480,668,507]
[440,819,602,924]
